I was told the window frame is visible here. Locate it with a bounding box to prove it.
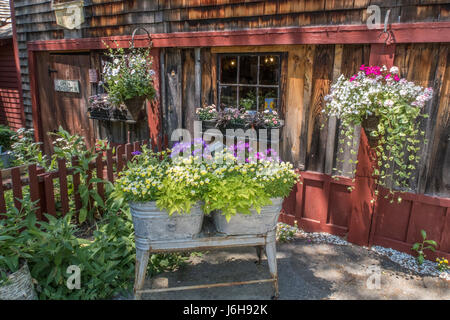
[217,52,282,112]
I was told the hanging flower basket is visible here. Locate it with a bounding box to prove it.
[361,115,380,148]
[123,96,147,121]
[323,64,434,196]
[102,28,156,122]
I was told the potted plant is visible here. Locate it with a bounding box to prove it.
[216,108,247,130]
[196,104,218,131]
[324,65,433,199]
[261,110,283,129]
[0,206,37,300]
[88,94,134,122]
[102,45,157,121]
[203,149,299,235]
[114,146,205,241]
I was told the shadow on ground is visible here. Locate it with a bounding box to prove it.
[138,238,449,300]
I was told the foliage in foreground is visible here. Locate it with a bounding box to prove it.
[0,127,189,299]
[0,201,189,300]
[276,222,299,243]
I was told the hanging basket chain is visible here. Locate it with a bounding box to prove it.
[131,27,153,49]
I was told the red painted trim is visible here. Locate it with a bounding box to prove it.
[369,44,396,68]
[27,49,42,143]
[146,48,162,150]
[27,22,450,52]
[9,0,26,128]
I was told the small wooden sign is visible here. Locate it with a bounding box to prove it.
[89,69,98,83]
[54,79,80,93]
[52,0,85,30]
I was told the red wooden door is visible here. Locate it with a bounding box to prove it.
[37,53,95,154]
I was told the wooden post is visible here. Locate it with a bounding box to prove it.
[0,170,6,215]
[347,43,395,246]
[324,44,343,175]
[58,159,69,215]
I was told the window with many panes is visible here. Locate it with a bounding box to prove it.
[218,53,281,112]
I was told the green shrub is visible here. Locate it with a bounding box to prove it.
[0,125,15,151]
[27,205,188,300]
[0,199,38,285]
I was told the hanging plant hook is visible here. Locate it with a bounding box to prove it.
[131,27,153,49]
[378,9,394,46]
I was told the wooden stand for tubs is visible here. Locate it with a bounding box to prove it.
[133,219,279,300]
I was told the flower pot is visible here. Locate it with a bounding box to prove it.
[129,201,204,241]
[0,261,37,300]
[362,115,380,148]
[212,198,283,236]
[88,107,135,122]
[201,119,218,131]
[123,96,147,121]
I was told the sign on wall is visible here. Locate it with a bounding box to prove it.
[54,79,80,93]
[52,0,85,30]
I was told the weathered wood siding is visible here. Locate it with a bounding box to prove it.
[166,42,449,197]
[11,0,450,197]
[12,0,450,128]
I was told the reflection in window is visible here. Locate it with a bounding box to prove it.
[218,54,281,112]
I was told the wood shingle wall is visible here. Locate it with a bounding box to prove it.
[12,0,450,128]
[11,0,450,197]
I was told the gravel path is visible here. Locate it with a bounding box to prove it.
[294,227,450,281]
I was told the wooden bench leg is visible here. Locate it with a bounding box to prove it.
[265,241,279,299]
[255,245,264,264]
[134,248,150,300]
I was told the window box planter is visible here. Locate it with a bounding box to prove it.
[211,198,283,236]
[88,107,135,122]
[0,261,37,300]
[129,201,204,242]
[201,119,218,131]
[88,94,136,122]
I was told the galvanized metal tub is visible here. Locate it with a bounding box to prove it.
[129,201,204,241]
[212,198,283,235]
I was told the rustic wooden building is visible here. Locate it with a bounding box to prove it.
[0,0,24,131]
[10,0,450,259]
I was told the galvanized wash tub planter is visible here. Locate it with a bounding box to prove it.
[129,201,204,242]
[212,198,283,236]
[0,261,37,300]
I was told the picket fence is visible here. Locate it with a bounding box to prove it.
[0,141,148,219]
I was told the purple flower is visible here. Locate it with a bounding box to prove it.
[132,151,142,156]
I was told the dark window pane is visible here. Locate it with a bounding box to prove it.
[220,56,237,83]
[260,55,279,85]
[239,56,258,84]
[258,87,278,112]
[239,87,257,111]
[219,85,237,109]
